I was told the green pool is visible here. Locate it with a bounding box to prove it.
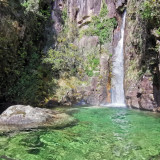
[0,107,160,160]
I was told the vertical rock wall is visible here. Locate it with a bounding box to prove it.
[63,0,127,105]
[68,0,101,26]
[51,0,160,110]
[124,0,160,111]
[51,0,115,105]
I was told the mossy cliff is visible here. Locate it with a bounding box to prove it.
[1,0,160,111]
[0,0,117,108]
[124,0,160,111]
[50,0,160,110]
[43,0,119,106]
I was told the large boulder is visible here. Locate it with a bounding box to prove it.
[0,105,76,132]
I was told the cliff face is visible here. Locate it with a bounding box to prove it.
[48,0,127,106]
[1,0,160,111]
[124,0,160,111]
[68,0,101,25]
[60,0,160,110]
[50,0,105,105]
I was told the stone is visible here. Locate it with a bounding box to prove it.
[105,0,116,18]
[0,105,76,132]
[124,0,160,111]
[52,0,63,33]
[68,0,101,27]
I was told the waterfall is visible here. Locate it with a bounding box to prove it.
[111,11,126,107]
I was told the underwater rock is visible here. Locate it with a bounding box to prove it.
[0,105,76,132]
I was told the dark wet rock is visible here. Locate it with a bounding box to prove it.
[46,99,59,108]
[0,105,76,132]
[126,75,160,111]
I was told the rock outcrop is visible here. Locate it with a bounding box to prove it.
[68,0,101,27]
[124,0,160,111]
[0,105,76,132]
[50,0,128,106]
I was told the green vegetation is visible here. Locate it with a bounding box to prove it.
[80,1,117,45]
[22,0,51,19]
[0,0,116,106]
[84,49,100,77]
[142,0,160,23]
[141,0,160,36]
[0,0,52,106]
[140,0,160,82]
[43,44,81,77]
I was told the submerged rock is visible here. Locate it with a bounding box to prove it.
[0,105,76,132]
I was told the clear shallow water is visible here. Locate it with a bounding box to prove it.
[1,107,160,160]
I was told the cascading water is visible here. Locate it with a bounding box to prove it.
[111,11,126,107]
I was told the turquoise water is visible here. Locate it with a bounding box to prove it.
[0,107,160,160]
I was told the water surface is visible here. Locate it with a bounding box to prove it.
[0,107,160,160]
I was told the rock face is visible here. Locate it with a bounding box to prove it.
[50,0,128,106]
[68,0,101,27]
[124,0,160,111]
[0,105,76,132]
[52,0,64,33]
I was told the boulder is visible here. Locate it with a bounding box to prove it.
[0,105,76,132]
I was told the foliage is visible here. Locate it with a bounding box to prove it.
[135,0,160,85]
[21,0,40,12]
[141,0,160,34]
[21,0,51,20]
[55,77,88,102]
[80,1,117,44]
[43,43,81,77]
[84,48,100,77]
[141,0,160,53]
[141,0,160,23]
[62,7,67,23]
[0,0,52,106]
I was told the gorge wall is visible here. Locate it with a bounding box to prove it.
[49,0,125,106]
[1,0,160,111]
[124,0,160,111]
[50,0,160,111]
